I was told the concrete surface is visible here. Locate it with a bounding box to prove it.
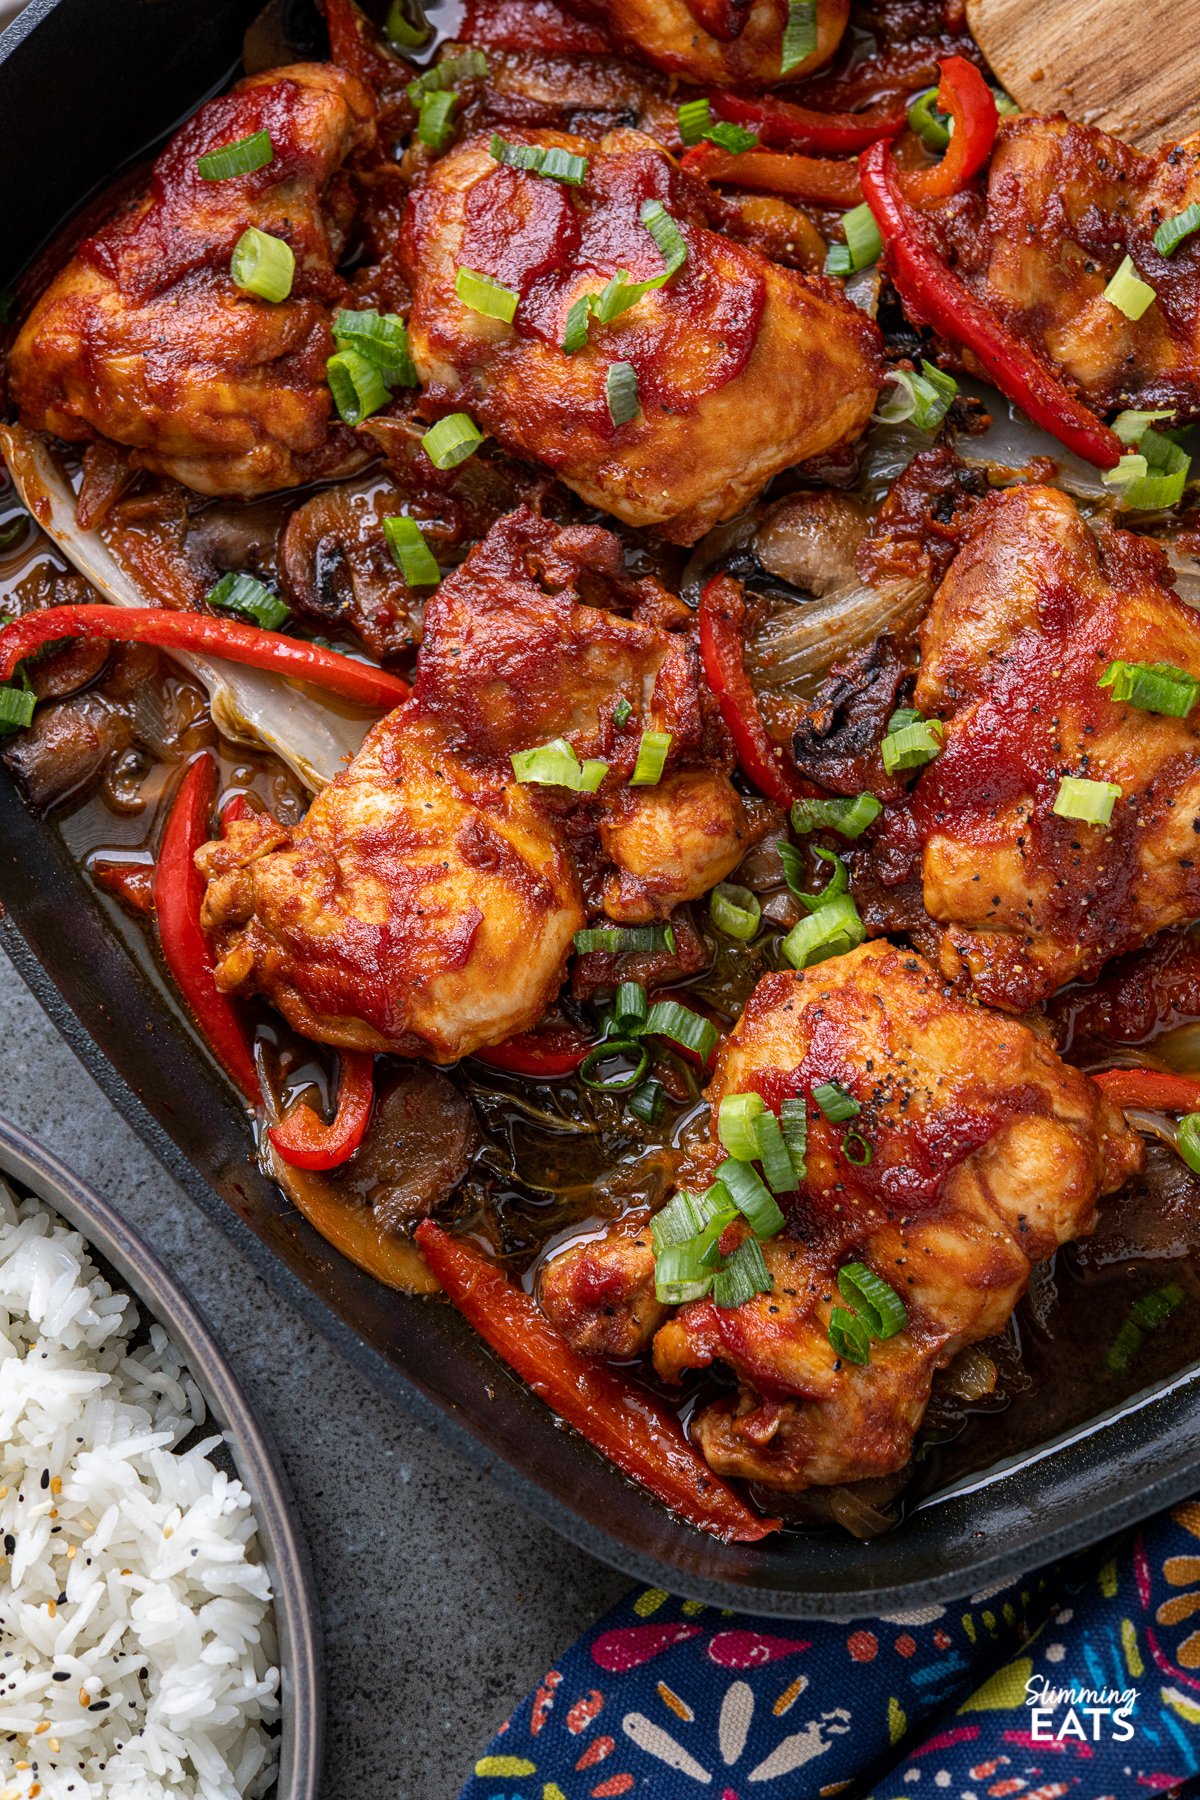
[0,947,630,1798]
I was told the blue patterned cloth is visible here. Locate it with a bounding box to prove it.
[461,1501,1200,1798]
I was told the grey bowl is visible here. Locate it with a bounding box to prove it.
[0,1115,323,1800]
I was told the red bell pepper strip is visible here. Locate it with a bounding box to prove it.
[269,1051,376,1170]
[901,56,997,202]
[0,606,411,711]
[711,91,908,155]
[699,573,810,808]
[473,1025,591,1077]
[414,1221,780,1542]
[859,140,1123,470]
[156,754,261,1104]
[1092,1068,1200,1114]
[682,141,862,208]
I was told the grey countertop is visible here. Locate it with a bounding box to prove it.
[0,947,630,1799]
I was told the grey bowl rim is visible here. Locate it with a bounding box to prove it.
[0,1114,323,1800]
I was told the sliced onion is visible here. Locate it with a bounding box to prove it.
[0,424,376,791]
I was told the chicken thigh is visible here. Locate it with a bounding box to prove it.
[9,64,374,496]
[569,0,849,86]
[401,128,882,542]
[652,940,1141,1489]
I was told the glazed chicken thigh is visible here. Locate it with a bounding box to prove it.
[870,485,1200,1012]
[651,941,1141,1490]
[569,0,849,86]
[9,64,374,496]
[401,128,882,542]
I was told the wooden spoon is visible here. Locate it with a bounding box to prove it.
[965,0,1200,149]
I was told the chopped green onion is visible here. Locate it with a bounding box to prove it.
[230,227,294,303]
[780,1097,807,1176]
[654,1239,714,1305]
[677,98,713,145]
[1112,408,1176,444]
[640,200,688,281]
[842,1129,872,1166]
[881,715,943,775]
[824,201,882,277]
[1131,1283,1184,1330]
[1153,203,1200,258]
[643,999,718,1063]
[513,737,607,791]
[713,1235,772,1309]
[755,1110,798,1194]
[0,515,26,551]
[907,88,950,151]
[630,726,670,784]
[718,1091,766,1160]
[1099,659,1198,717]
[612,697,633,727]
[791,793,881,839]
[489,135,588,184]
[579,1037,649,1092]
[709,882,761,941]
[837,1261,907,1338]
[677,98,757,153]
[565,202,686,354]
[795,845,850,912]
[887,706,921,733]
[993,89,1020,114]
[454,266,519,324]
[572,923,675,954]
[384,516,441,587]
[780,0,817,74]
[408,49,488,100]
[1178,1113,1200,1174]
[1107,1317,1144,1373]
[813,1080,859,1122]
[874,360,958,432]
[417,89,458,151]
[719,1159,786,1238]
[1101,426,1190,509]
[197,129,274,181]
[1103,254,1156,321]
[422,412,485,469]
[627,1078,665,1125]
[613,980,648,1035]
[384,0,431,48]
[1052,775,1121,826]
[208,571,290,632]
[828,1305,871,1365]
[332,309,417,385]
[327,348,390,426]
[0,676,35,734]
[606,360,641,426]
[652,1185,733,1253]
[781,893,865,970]
[562,295,593,355]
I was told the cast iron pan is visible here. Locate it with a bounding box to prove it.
[2,0,1200,1616]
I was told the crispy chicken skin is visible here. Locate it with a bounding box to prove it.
[8,65,374,496]
[871,485,1200,1012]
[933,118,1200,418]
[652,941,1141,1490]
[569,0,849,86]
[199,709,584,1060]
[400,128,883,542]
[538,1212,667,1357]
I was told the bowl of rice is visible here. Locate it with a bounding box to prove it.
[0,1117,321,1800]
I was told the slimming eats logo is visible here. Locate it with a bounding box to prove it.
[1025,1672,1138,1742]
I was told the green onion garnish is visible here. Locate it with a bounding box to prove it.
[572,923,675,954]
[208,570,290,632]
[813,1080,859,1122]
[562,296,593,355]
[332,310,417,385]
[1112,408,1177,443]
[718,1091,766,1160]
[842,1129,872,1166]
[874,360,958,433]
[653,1239,715,1304]
[613,980,649,1035]
[828,1305,871,1364]
[781,895,864,970]
[642,999,718,1063]
[755,1110,798,1193]
[1153,203,1200,258]
[1101,423,1190,509]
[1052,775,1121,826]
[0,676,35,735]
[417,89,458,152]
[709,881,761,941]
[230,228,294,303]
[612,697,633,727]
[327,348,390,426]
[454,266,519,324]
[713,1235,772,1308]
[907,88,950,150]
[422,412,485,469]
[489,135,588,184]
[579,1037,649,1092]
[408,49,488,101]
[652,1185,734,1254]
[780,1097,807,1176]
[1107,1317,1144,1373]
[640,199,688,278]
[606,361,641,427]
[1103,255,1156,321]
[824,201,883,278]
[677,98,758,154]
[384,516,441,587]
[0,515,26,552]
[1131,1283,1184,1330]
[1099,659,1198,717]
[837,1261,907,1338]
[791,793,881,839]
[564,200,687,354]
[384,0,431,48]
[1178,1113,1200,1174]
[780,0,817,74]
[630,727,670,785]
[512,737,607,791]
[719,1158,787,1237]
[881,709,943,775]
[197,129,274,182]
[627,1077,665,1124]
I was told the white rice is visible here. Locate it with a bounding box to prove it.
[0,1182,280,1800]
